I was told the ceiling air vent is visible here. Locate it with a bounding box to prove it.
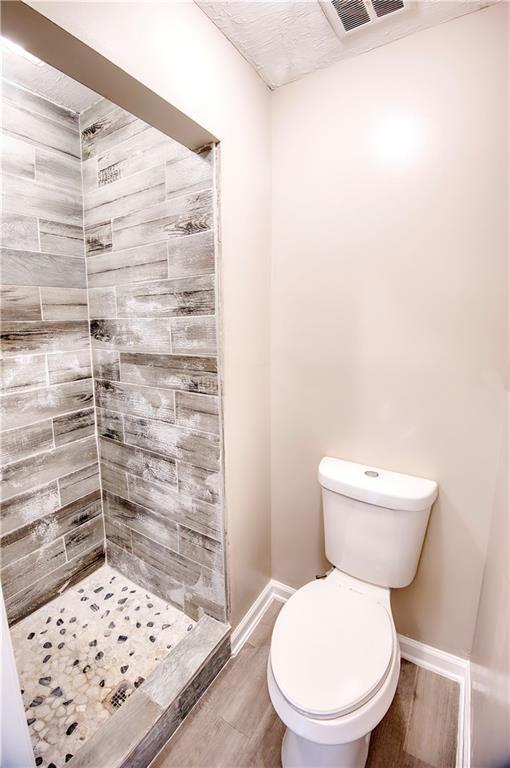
[320,0,408,38]
[331,0,370,32]
[371,0,405,18]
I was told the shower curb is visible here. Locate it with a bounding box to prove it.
[68,614,231,768]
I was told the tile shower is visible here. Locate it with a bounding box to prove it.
[0,48,229,767]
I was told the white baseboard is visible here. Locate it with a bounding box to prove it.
[231,578,471,768]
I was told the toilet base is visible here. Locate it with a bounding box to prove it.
[281,727,371,768]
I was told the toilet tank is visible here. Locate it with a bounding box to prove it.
[318,457,438,588]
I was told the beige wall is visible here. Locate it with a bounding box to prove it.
[271,5,508,657]
[27,0,273,628]
[470,402,509,766]
[470,6,510,757]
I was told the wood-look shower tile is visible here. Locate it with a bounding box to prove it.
[35,147,83,192]
[92,348,120,381]
[119,352,218,395]
[85,220,113,256]
[178,462,221,506]
[40,286,88,320]
[88,286,117,318]
[113,188,212,232]
[53,407,96,446]
[167,230,215,279]
[1,537,67,599]
[81,102,145,160]
[3,168,82,224]
[97,407,124,442]
[0,420,54,465]
[105,490,179,553]
[1,248,86,288]
[0,133,35,179]
[58,461,100,506]
[1,77,79,132]
[47,349,92,385]
[0,212,39,251]
[183,563,226,623]
[1,380,93,429]
[131,529,201,587]
[5,543,104,625]
[1,319,90,356]
[0,354,47,393]
[116,274,215,318]
[95,379,176,423]
[112,189,213,251]
[107,540,184,610]
[104,515,132,552]
[86,242,168,288]
[64,515,104,560]
[99,436,177,488]
[123,414,220,471]
[127,470,221,540]
[0,481,60,535]
[101,461,129,497]
[84,165,165,228]
[178,525,224,573]
[0,285,42,321]
[170,315,217,355]
[39,219,85,257]
[165,148,213,199]
[1,490,101,567]
[175,392,220,435]
[127,473,186,519]
[96,125,188,182]
[2,103,80,160]
[81,155,98,192]
[89,318,171,353]
[1,436,98,500]
[80,96,118,136]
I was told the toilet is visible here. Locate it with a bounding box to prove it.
[267,456,438,768]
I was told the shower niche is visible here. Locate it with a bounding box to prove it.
[0,39,229,768]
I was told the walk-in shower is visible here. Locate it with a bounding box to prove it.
[1,39,229,768]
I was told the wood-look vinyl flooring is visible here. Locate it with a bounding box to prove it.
[151,602,459,768]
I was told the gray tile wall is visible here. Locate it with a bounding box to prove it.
[0,78,104,623]
[81,98,226,623]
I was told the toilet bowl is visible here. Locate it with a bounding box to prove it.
[267,457,437,768]
[267,569,400,768]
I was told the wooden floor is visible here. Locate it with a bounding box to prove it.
[151,602,459,768]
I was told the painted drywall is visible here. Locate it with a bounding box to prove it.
[26,0,273,629]
[470,401,509,765]
[470,6,510,755]
[271,5,508,657]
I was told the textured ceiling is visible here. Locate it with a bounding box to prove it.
[1,44,100,113]
[196,0,498,89]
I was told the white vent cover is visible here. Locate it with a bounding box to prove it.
[320,0,408,37]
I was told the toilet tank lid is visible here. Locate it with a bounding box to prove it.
[318,457,438,512]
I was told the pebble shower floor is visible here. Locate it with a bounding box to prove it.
[10,564,195,768]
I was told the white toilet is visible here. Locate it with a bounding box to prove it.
[267,456,438,768]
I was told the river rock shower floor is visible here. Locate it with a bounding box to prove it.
[10,564,195,768]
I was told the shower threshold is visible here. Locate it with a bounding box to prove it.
[10,564,230,768]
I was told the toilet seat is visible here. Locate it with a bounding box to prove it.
[270,579,394,720]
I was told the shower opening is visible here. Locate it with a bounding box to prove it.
[0,36,229,768]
